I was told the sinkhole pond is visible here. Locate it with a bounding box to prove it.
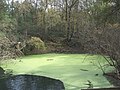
[0,53,115,90]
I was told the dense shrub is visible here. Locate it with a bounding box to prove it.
[23,37,46,55]
[0,36,14,60]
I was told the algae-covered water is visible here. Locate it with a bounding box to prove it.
[0,54,114,90]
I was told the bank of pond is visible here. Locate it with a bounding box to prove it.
[0,54,115,90]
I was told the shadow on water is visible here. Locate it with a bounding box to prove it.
[0,74,65,90]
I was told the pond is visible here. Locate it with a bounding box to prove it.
[0,53,114,90]
[0,74,65,90]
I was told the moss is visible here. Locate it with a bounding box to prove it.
[0,54,114,89]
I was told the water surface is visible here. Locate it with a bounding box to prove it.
[1,54,114,90]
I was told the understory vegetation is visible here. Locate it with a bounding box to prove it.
[0,0,120,88]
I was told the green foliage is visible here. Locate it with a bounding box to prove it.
[92,0,120,24]
[0,0,8,20]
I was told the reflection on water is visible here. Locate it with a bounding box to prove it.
[0,75,65,90]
